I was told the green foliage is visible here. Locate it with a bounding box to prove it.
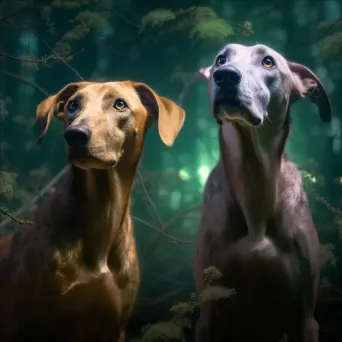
[38,2,109,58]
[54,42,72,58]
[189,18,233,40]
[140,6,238,42]
[238,21,254,37]
[317,20,342,58]
[188,7,234,40]
[0,172,17,195]
[62,11,107,42]
[141,266,236,342]
[320,243,337,268]
[318,32,342,57]
[55,10,108,56]
[140,9,177,33]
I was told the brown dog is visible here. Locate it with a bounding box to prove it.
[194,44,331,342]
[0,81,185,341]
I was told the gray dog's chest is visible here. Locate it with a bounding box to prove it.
[216,235,295,274]
[204,178,222,204]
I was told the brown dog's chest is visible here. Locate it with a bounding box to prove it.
[11,271,127,341]
[56,272,123,340]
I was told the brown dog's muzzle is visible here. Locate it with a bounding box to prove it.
[64,125,92,148]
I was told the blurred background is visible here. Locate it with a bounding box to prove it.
[1,0,342,341]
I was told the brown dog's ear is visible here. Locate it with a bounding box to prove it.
[198,66,211,80]
[288,61,331,123]
[36,82,91,143]
[133,83,185,146]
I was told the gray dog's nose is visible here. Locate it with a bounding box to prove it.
[64,125,91,147]
[213,66,242,88]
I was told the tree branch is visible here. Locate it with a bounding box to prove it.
[0,69,50,96]
[3,20,85,81]
[0,51,70,65]
[177,72,200,106]
[0,207,33,226]
[0,5,31,22]
[0,166,69,231]
[103,7,140,28]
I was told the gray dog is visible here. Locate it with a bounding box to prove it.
[194,44,331,342]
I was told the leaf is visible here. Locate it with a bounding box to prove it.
[54,41,72,57]
[190,6,218,21]
[202,265,223,284]
[318,21,332,30]
[75,11,107,29]
[318,32,342,57]
[189,18,234,41]
[62,25,90,42]
[142,321,185,342]
[140,9,176,33]
[199,285,236,303]
[0,172,18,194]
[319,243,337,268]
[170,301,195,316]
[241,21,254,37]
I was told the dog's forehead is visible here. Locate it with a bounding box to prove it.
[218,44,288,66]
[77,82,141,106]
[79,82,136,97]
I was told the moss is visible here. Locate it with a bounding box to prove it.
[141,266,236,342]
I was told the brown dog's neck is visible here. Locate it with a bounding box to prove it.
[46,155,140,272]
[220,120,289,240]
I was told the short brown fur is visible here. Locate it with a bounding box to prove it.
[0,81,185,341]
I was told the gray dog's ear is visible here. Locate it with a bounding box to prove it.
[288,61,331,123]
[198,66,212,80]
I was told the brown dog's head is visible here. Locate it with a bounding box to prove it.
[199,43,331,127]
[36,81,185,170]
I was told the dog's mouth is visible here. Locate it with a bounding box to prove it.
[213,95,263,127]
[67,146,118,169]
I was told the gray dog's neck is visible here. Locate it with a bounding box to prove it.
[219,119,290,240]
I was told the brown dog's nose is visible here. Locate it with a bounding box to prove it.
[213,65,242,89]
[64,125,91,147]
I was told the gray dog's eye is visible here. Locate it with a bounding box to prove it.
[262,56,276,69]
[215,55,226,67]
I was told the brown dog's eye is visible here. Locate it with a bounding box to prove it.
[262,56,275,69]
[113,99,127,111]
[67,99,78,113]
[215,55,226,67]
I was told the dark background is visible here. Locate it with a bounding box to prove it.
[1,0,342,341]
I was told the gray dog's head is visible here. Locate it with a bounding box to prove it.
[200,43,331,127]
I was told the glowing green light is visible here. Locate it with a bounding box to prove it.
[179,169,191,181]
[198,165,210,186]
